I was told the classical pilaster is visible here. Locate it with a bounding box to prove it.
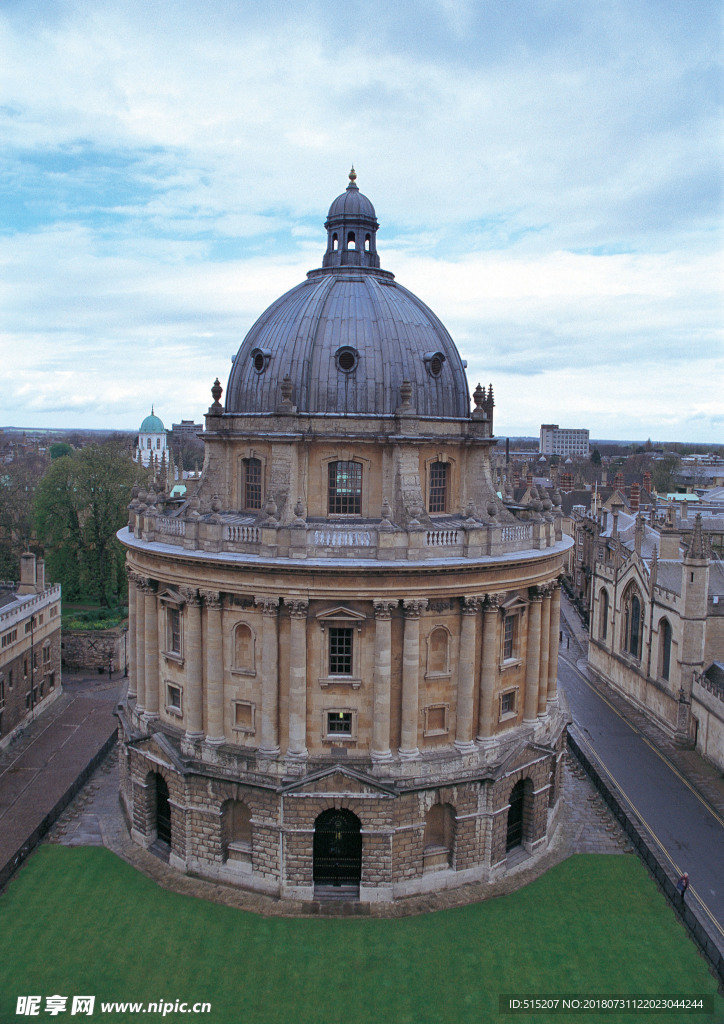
[286,599,309,759]
[399,598,427,759]
[523,590,543,724]
[143,580,159,721]
[455,597,479,753]
[537,586,551,717]
[255,596,281,756]
[477,595,500,743]
[181,588,203,740]
[125,569,138,699]
[134,576,147,712]
[371,599,395,762]
[547,583,561,704]
[201,590,224,744]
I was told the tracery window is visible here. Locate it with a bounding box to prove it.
[328,461,362,516]
[659,618,672,681]
[622,585,644,659]
[599,589,609,641]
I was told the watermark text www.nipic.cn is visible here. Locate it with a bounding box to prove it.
[15,996,212,1017]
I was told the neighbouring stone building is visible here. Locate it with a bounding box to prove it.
[0,553,62,749]
[587,509,724,770]
[118,172,572,901]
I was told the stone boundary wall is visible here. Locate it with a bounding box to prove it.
[61,628,125,673]
[567,728,724,987]
[0,730,118,894]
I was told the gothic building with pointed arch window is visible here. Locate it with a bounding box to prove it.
[118,172,572,901]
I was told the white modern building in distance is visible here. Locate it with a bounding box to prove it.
[540,424,590,459]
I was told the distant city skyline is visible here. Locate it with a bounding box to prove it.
[1,0,721,442]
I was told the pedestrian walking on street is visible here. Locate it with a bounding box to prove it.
[676,872,689,899]
[108,658,114,680]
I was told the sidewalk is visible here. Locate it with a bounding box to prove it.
[560,592,724,820]
[0,671,121,889]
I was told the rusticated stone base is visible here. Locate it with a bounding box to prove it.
[118,704,566,903]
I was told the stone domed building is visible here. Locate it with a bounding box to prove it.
[119,171,572,902]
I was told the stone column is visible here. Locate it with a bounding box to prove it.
[477,595,500,743]
[181,588,203,740]
[126,569,137,699]
[399,599,427,759]
[134,576,147,712]
[547,583,562,704]
[286,599,309,758]
[202,590,224,744]
[455,597,479,753]
[143,580,159,721]
[523,590,542,724]
[537,587,551,717]
[255,596,280,756]
[372,600,395,762]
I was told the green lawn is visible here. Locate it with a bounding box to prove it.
[0,848,721,1024]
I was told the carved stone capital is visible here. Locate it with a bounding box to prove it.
[138,577,156,595]
[402,598,428,618]
[200,589,222,609]
[286,599,309,619]
[483,593,502,612]
[461,596,481,615]
[255,595,280,615]
[528,586,544,603]
[373,599,396,620]
[179,586,200,606]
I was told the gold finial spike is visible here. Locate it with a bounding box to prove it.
[348,165,357,183]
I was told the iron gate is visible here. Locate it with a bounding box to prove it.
[313,809,362,886]
[506,780,525,851]
[155,775,172,846]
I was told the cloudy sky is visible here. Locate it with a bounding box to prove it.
[1,0,721,442]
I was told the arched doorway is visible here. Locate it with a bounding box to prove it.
[313,809,362,890]
[155,774,171,846]
[506,780,526,852]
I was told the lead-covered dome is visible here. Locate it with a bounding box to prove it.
[225,172,471,419]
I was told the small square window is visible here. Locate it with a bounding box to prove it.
[500,690,516,717]
[327,711,353,736]
[233,701,256,734]
[166,684,182,715]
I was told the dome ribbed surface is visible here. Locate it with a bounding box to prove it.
[326,186,377,222]
[225,271,470,418]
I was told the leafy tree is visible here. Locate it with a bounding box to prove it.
[34,438,148,605]
[0,447,47,579]
[651,455,681,495]
[49,441,73,460]
[590,448,602,465]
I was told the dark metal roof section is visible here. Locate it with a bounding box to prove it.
[225,170,471,419]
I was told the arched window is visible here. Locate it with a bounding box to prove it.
[332,233,338,251]
[313,809,362,888]
[347,231,356,250]
[328,461,362,515]
[428,461,449,514]
[221,799,252,865]
[426,626,450,676]
[659,618,672,681]
[241,458,262,511]
[364,233,371,251]
[156,438,161,449]
[599,589,609,641]
[153,773,171,846]
[147,438,152,449]
[622,585,644,659]
[423,803,455,872]
[233,623,255,674]
[506,778,533,852]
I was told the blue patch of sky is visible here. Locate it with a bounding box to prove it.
[0,142,173,235]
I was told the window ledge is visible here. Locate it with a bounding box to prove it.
[164,705,183,718]
[424,671,452,681]
[231,667,256,678]
[164,652,184,666]
[232,724,256,735]
[500,658,522,672]
[498,711,517,723]
[319,676,362,689]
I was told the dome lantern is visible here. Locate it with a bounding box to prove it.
[322,167,380,270]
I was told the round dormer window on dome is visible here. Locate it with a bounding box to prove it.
[251,348,271,373]
[336,347,359,373]
[424,352,446,378]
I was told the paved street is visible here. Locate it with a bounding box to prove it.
[559,597,724,941]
